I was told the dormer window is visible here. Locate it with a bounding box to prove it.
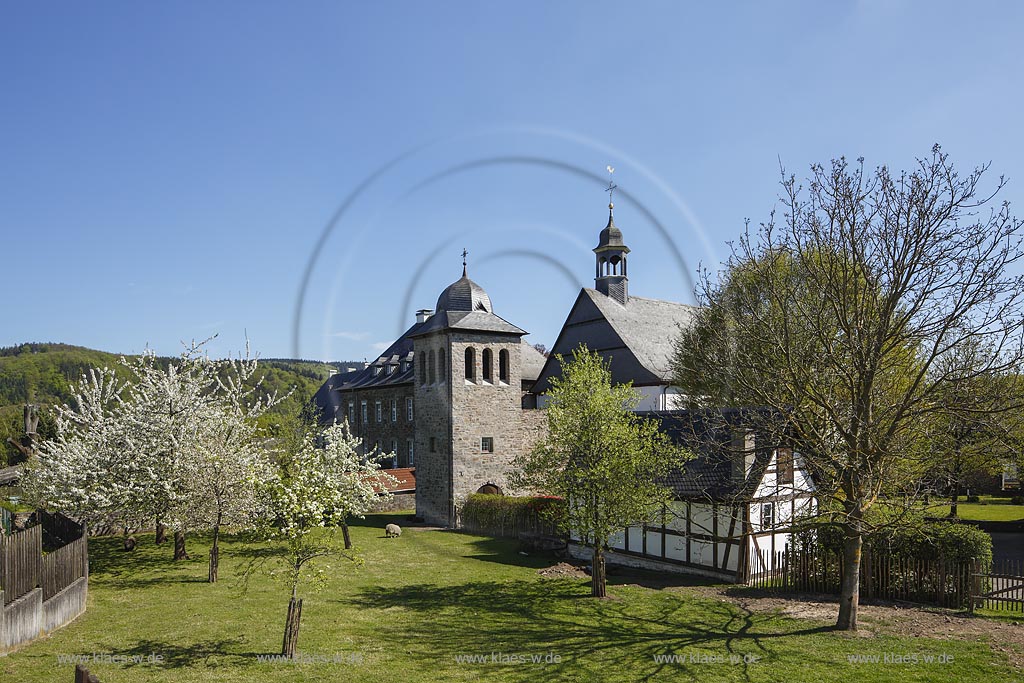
[373,365,382,376]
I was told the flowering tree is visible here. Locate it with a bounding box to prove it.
[23,338,284,581]
[256,421,397,657]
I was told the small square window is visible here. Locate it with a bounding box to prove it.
[481,437,494,453]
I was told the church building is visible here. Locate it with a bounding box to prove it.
[314,193,816,580]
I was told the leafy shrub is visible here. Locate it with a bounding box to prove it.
[966,494,981,503]
[1011,495,1024,506]
[459,494,564,536]
[792,517,992,567]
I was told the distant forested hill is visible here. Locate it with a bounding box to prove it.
[0,342,359,465]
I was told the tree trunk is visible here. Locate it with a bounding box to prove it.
[949,485,960,518]
[173,530,190,561]
[282,596,303,657]
[836,531,862,631]
[591,545,607,598]
[155,520,166,545]
[341,522,352,550]
[208,525,220,583]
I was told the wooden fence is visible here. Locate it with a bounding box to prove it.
[1,524,43,604]
[1,513,88,605]
[970,558,1024,613]
[747,547,975,608]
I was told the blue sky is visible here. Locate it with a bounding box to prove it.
[3,1,1023,362]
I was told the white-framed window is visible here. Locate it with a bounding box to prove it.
[406,396,414,421]
[391,399,397,422]
[760,503,774,530]
[375,401,382,423]
[391,439,398,468]
[360,400,367,424]
[407,438,414,466]
[348,401,355,426]
[481,436,494,453]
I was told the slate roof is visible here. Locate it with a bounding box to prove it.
[520,343,547,383]
[410,272,527,337]
[410,309,526,337]
[596,210,629,250]
[641,408,784,502]
[435,274,493,314]
[533,288,698,393]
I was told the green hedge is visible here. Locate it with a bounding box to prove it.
[798,519,992,567]
[460,494,564,535]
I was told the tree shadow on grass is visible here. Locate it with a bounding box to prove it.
[87,534,211,589]
[343,579,832,682]
[115,636,264,670]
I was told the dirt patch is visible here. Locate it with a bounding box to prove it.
[538,562,589,579]
[679,584,1024,667]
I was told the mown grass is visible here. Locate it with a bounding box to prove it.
[2,513,1021,682]
[953,496,1024,522]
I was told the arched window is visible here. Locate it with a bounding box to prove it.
[428,349,436,385]
[419,352,426,385]
[438,348,446,383]
[499,349,509,383]
[465,347,476,381]
[482,348,493,382]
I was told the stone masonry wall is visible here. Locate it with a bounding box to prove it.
[339,383,416,467]
[414,333,453,525]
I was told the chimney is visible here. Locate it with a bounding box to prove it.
[416,309,434,324]
[731,429,756,483]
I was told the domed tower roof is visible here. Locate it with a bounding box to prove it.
[597,207,627,249]
[434,274,493,314]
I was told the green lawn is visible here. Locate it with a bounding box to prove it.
[953,495,1024,522]
[2,513,1021,682]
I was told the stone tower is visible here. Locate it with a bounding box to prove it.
[594,201,630,304]
[411,261,531,526]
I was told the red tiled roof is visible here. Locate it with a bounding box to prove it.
[375,467,416,493]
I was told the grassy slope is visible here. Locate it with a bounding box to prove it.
[2,514,1020,683]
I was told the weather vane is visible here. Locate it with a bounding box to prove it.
[605,165,617,205]
[462,247,468,276]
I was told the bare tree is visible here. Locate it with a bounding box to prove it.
[673,146,1024,630]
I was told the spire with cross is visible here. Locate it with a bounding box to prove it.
[462,247,468,277]
[605,165,617,217]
